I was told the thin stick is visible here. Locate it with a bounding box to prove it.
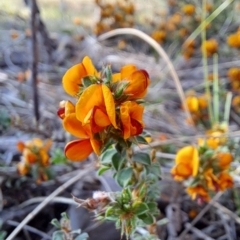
[184,0,234,44]
[6,166,95,240]
[213,54,219,123]
[30,0,40,122]
[98,28,193,125]
[201,0,214,125]
[178,192,222,239]
[7,220,51,240]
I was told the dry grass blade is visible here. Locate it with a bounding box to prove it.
[98,28,194,125]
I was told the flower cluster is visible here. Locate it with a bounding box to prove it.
[17,138,52,183]
[183,91,208,125]
[171,125,233,202]
[58,56,150,161]
[94,0,134,35]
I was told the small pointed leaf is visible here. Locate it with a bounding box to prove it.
[132,152,151,166]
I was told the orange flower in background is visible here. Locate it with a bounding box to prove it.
[181,4,195,16]
[185,96,199,112]
[120,101,144,139]
[217,152,233,169]
[227,31,240,48]
[232,95,240,112]
[62,56,98,97]
[76,84,118,132]
[201,39,218,57]
[151,30,166,44]
[171,146,199,181]
[112,65,150,99]
[17,138,52,166]
[227,68,240,82]
[17,138,52,181]
[187,185,210,202]
[182,39,195,59]
[218,172,233,191]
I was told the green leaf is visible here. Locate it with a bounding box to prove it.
[100,148,117,164]
[116,167,133,187]
[104,65,112,84]
[0,231,7,240]
[97,165,110,176]
[146,162,161,177]
[52,230,65,240]
[132,202,149,215]
[132,152,151,166]
[138,213,155,225]
[51,219,61,229]
[82,76,93,87]
[147,202,158,212]
[75,233,89,240]
[111,152,125,171]
[61,212,69,219]
[105,207,119,221]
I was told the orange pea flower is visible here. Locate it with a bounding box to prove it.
[62,56,98,97]
[218,172,233,191]
[171,146,199,181]
[186,185,210,202]
[120,101,144,139]
[76,84,118,133]
[58,100,101,161]
[112,65,150,99]
[217,152,233,169]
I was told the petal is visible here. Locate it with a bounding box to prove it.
[76,84,104,122]
[120,104,131,139]
[62,63,87,96]
[17,141,25,152]
[63,113,89,138]
[82,56,98,76]
[125,70,150,99]
[102,84,117,128]
[175,163,192,178]
[130,118,143,136]
[65,139,93,161]
[90,138,101,155]
[129,102,144,123]
[94,108,111,127]
[120,64,137,79]
[112,73,121,82]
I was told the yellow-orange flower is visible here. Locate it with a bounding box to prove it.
[204,169,218,191]
[232,95,240,112]
[201,39,218,57]
[228,68,240,82]
[62,56,98,97]
[185,96,199,112]
[112,65,150,99]
[76,84,117,133]
[151,30,166,44]
[171,146,199,181]
[217,152,233,169]
[120,101,144,139]
[186,185,210,202]
[218,172,233,191]
[58,100,101,161]
[181,4,195,16]
[227,32,240,48]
